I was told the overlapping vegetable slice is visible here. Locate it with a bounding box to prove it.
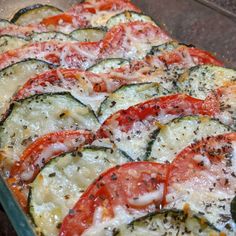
[59,162,168,236]
[0,93,99,174]
[8,130,94,211]
[29,146,131,236]
[0,21,171,70]
[97,94,210,160]
[0,0,141,37]
[165,133,236,234]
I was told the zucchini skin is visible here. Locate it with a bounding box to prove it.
[149,41,179,55]
[106,11,158,29]
[11,4,63,24]
[117,209,220,235]
[231,196,236,223]
[0,59,55,75]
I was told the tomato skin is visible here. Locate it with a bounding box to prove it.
[98,0,141,12]
[59,161,169,236]
[97,94,211,138]
[41,14,73,27]
[188,47,223,66]
[7,177,28,212]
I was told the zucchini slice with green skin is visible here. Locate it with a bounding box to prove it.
[0,35,28,53]
[148,116,232,163]
[29,146,131,236]
[106,11,156,29]
[31,32,75,43]
[11,4,63,26]
[98,82,169,123]
[0,93,99,172]
[87,58,129,74]
[149,41,179,56]
[0,59,54,119]
[177,65,236,99]
[117,209,220,235]
[70,28,106,42]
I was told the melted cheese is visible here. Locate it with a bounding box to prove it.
[165,141,236,234]
[128,184,164,206]
[82,206,144,236]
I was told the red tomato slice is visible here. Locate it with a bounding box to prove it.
[203,83,236,129]
[8,130,94,211]
[41,14,73,27]
[59,161,169,236]
[100,21,171,59]
[97,94,211,137]
[188,47,223,66]
[68,0,140,14]
[13,68,126,104]
[97,0,141,12]
[10,130,94,183]
[165,133,236,233]
[157,45,223,67]
[0,41,101,70]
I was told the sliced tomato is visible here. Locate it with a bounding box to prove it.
[8,130,94,211]
[59,161,169,236]
[188,47,223,66]
[10,130,94,183]
[100,21,171,59]
[0,40,101,70]
[157,45,223,67]
[203,83,236,129]
[41,14,73,27]
[165,133,236,233]
[13,68,126,103]
[97,0,141,12]
[97,94,212,137]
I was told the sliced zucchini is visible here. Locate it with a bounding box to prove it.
[106,11,156,29]
[98,83,168,123]
[31,32,74,43]
[148,116,232,163]
[117,209,219,235]
[149,41,179,56]
[11,4,63,26]
[87,58,129,74]
[70,28,106,42]
[0,93,99,172]
[0,59,53,119]
[0,35,28,53]
[0,19,12,28]
[30,146,131,236]
[177,65,236,99]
